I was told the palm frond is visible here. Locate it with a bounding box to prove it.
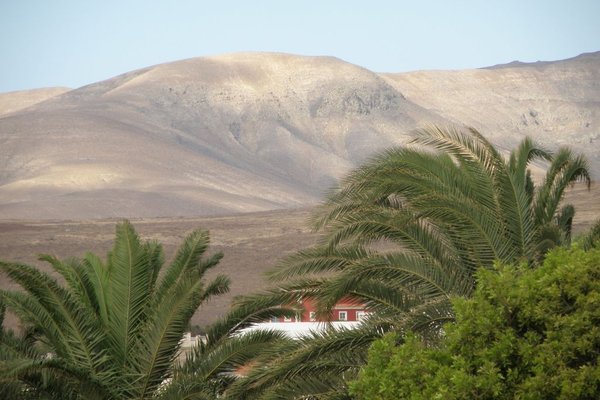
[184,329,290,379]
[132,274,208,398]
[155,229,212,303]
[106,221,151,364]
[0,263,108,372]
[82,252,111,325]
[534,147,591,226]
[267,245,374,282]
[38,255,99,314]
[227,326,379,399]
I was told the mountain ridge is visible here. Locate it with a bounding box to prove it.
[1,52,598,219]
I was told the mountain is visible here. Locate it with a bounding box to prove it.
[0,87,70,116]
[0,52,598,219]
[382,52,600,160]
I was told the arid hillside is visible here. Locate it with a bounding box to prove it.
[382,52,600,164]
[0,87,70,117]
[0,52,598,219]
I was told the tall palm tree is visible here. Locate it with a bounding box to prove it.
[0,221,234,399]
[229,126,591,399]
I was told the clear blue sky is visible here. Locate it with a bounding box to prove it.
[1,0,599,93]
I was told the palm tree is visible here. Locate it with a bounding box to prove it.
[581,218,600,250]
[157,286,300,399]
[228,126,591,399]
[0,221,234,399]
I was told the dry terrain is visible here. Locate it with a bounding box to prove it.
[0,87,70,116]
[0,208,319,330]
[1,182,598,331]
[1,51,599,330]
[1,52,598,220]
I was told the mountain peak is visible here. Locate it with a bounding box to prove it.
[0,52,598,219]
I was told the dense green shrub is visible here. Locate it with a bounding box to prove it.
[350,246,600,399]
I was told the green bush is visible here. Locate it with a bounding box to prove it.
[350,246,600,399]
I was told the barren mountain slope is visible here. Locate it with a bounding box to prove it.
[0,87,70,116]
[0,53,442,219]
[0,52,598,220]
[382,52,600,172]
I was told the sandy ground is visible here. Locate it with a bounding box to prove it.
[0,208,319,330]
[0,183,598,331]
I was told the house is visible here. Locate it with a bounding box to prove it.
[238,297,370,339]
[269,296,370,323]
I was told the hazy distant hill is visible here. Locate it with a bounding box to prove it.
[0,52,598,219]
[382,52,600,160]
[0,87,70,116]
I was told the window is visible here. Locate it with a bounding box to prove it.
[338,311,348,321]
[283,316,292,322]
[309,311,316,321]
[356,311,369,321]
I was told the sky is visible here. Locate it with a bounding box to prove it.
[1,0,599,93]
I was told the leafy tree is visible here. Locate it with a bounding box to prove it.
[0,221,234,399]
[350,246,600,400]
[230,126,590,398]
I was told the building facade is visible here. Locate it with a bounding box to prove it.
[270,297,369,323]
